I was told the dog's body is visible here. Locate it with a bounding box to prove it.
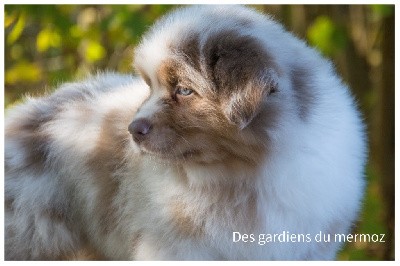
[5,6,366,260]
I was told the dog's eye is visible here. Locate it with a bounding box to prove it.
[175,86,193,96]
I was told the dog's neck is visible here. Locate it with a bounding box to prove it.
[178,157,263,189]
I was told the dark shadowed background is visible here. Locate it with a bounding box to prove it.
[4,4,395,260]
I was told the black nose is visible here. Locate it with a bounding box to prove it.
[128,118,152,142]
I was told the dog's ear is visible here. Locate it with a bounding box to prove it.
[204,31,278,129]
[222,69,278,130]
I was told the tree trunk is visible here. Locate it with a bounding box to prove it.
[378,11,395,260]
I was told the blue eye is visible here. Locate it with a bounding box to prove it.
[175,87,193,96]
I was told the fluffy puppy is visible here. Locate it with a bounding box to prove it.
[5,5,366,260]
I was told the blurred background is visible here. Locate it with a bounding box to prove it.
[4,5,394,260]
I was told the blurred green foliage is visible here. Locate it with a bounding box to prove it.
[371,4,394,17]
[307,16,347,56]
[5,5,175,106]
[4,4,394,261]
[338,168,388,260]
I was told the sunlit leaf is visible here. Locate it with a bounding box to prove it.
[307,16,347,56]
[69,25,83,38]
[5,11,17,28]
[5,61,42,84]
[84,40,106,62]
[36,27,61,52]
[7,12,26,44]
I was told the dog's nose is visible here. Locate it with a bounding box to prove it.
[128,118,152,142]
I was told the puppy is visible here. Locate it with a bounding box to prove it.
[5,5,366,260]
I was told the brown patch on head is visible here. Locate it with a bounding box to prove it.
[203,29,279,128]
[203,30,277,90]
[291,65,316,120]
[174,33,201,72]
[87,109,132,234]
[157,57,213,98]
[157,59,180,88]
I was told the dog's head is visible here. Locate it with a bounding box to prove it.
[130,6,284,164]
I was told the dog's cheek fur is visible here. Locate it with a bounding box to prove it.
[157,97,266,163]
[147,96,228,159]
[137,59,232,159]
